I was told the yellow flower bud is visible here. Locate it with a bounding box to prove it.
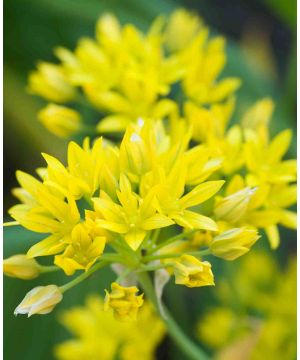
[3,254,41,280]
[104,282,144,321]
[119,125,151,182]
[214,187,256,223]
[210,228,260,260]
[173,255,214,288]
[28,62,76,103]
[14,285,63,317]
[38,104,81,138]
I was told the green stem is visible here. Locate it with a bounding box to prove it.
[148,230,197,255]
[137,272,209,360]
[152,229,161,244]
[59,261,108,293]
[136,263,173,273]
[39,265,60,274]
[143,249,210,262]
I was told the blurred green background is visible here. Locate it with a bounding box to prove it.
[4,0,296,359]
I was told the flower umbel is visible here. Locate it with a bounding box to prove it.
[3,8,296,360]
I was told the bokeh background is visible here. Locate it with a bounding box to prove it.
[4,0,296,359]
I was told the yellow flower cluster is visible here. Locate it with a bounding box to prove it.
[4,8,296,326]
[8,122,225,278]
[197,252,296,360]
[28,9,240,137]
[54,296,165,360]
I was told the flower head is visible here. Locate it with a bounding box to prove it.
[104,282,144,321]
[14,285,63,317]
[173,255,214,288]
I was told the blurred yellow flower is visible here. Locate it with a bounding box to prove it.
[28,10,241,136]
[3,254,41,280]
[55,296,165,360]
[165,8,203,51]
[197,252,296,360]
[28,62,76,103]
[38,104,81,138]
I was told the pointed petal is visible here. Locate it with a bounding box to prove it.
[180,180,224,209]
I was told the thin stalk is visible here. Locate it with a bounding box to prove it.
[148,230,197,255]
[59,261,108,293]
[137,272,209,360]
[3,221,19,227]
[152,229,161,244]
[136,263,173,273]
[39,265,60,274]
[143,249,210,262]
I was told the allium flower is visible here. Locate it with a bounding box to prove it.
[104,283,144,321]
[4,8,296,360]
[173,255,214,288]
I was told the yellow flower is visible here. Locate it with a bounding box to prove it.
[210,227,260,260]
[28,62,76,103]
[244,127,296,184]
[182,33,241,104]
[104,282,144,321]
[155,160,224,230]
[184,145,223,185]
[42,137,104,199]
[241,97,274,136]
[55,297,165,360]
[220,175,296,249]
[54,223,106,275]
[38,104,81,138]
[28,11,240,135]
[93,173,174,250]
[9,171,80,258]
[184,97,235,143]
[14,285,63,317]
[3,254,41,280]
[173,255,214,288]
